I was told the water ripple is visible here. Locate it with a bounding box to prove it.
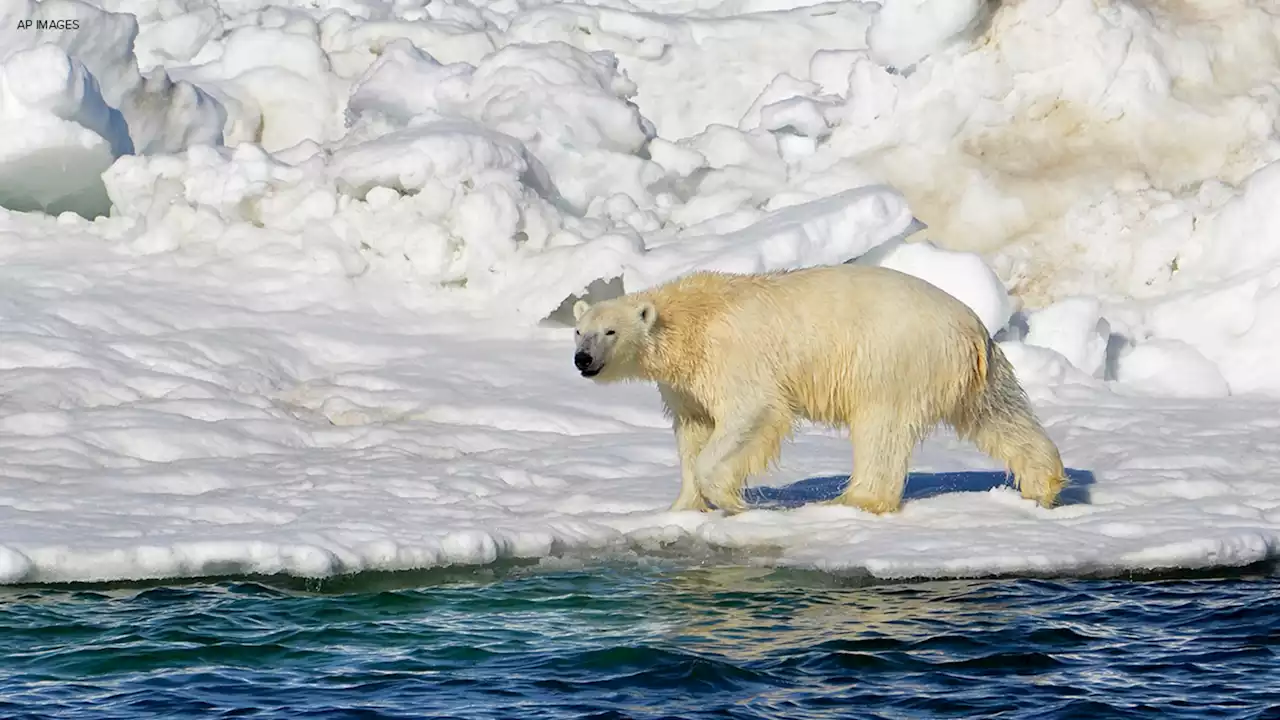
[0,561,1276,719]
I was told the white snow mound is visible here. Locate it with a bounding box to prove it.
[0,0,1278,586]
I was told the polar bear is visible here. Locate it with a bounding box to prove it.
[571,264,1066,515]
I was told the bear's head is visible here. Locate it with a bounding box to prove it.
[571,296,657,382]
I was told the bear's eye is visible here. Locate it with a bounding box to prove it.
[574,329,581,337]
[605,330,616,336]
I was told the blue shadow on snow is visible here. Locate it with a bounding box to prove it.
[742,468,1096,509]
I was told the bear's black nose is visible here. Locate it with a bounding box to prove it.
[574,351,592,370]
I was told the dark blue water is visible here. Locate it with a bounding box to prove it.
[1,560,1276,719]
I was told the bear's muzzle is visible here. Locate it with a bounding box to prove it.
[574,351,601,377]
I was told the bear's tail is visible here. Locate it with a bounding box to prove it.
[952,337,1067,509]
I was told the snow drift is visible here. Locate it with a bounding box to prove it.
[0,0,1277,585]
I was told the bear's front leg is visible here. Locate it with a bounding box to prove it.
[696,461,748,515]
[670,482,710,512]
[692,421,752,514]
[694,406,789,515]
[670,416,713,512]
[662,387,714,512]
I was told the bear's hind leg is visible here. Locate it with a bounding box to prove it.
[836,414,922,514]
[962,414,1066,509]
[949,343,1066,509]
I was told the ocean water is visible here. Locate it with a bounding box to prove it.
[1,560,1277,719]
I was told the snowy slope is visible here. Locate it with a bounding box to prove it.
[0,0,1278,584]
[0,209,1276,584]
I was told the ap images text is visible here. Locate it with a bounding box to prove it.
[16,19,82,30]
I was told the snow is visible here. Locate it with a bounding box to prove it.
[0,0,224,215]
[0,0,1278,585]
[0,44,127,218]
[1111,340,1231,400]
[854,236,1014,336]
[1021,297,1111,379]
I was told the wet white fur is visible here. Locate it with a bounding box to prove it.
[573,265,1066,514]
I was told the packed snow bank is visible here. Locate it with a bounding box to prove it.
[794,0,1280,308]
[112,29,966,328]
[0,45,128,217]
[346,39,659,213]
[3,0,1280,586]
[1020,297,1113,379]
[1113,271,1280,398]
[104,136,937,323]
[627,185,913,287]
[504,2,877,140]
[0,211,1277,586]
[162,24,342,152]
[1009,155,1280,398]
[3,1,226,153]
[854,236,1014,336]
[0,0,224,216]
[479,0,1280,392]
[0,44,131,157]
[1087,160,1280,397]
[866,0,987,70]
[8,0,1279,393]
[1111,340,1231,400]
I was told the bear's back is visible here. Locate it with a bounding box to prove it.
[644,265,990,414]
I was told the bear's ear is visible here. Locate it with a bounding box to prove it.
[573,299,590,321]
[637,300,657,331]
